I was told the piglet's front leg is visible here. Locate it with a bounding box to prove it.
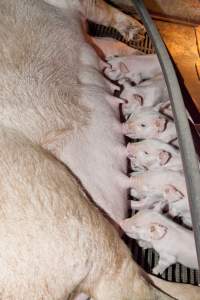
[168,199,192,228]
[131,198,149,210]
[152,254,176,275]
[131,196,161,210]
[138,240,152,249]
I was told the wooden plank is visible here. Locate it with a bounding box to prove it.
[195,26,200,56]
[196,59,200,80]
[156,21,200,111]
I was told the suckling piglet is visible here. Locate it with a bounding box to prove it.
[130,169,191,227]
[120,210,198,274]
[122,108,177,145]
[130,169,186,203]
[89,37,141,60]
[104,54,161,84]
[120,74,169,117]
[127,139,182,171]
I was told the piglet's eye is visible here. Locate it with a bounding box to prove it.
[144,151,148,155]
[141,123,146,127]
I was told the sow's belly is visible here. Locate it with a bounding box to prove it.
[60,88,129,224]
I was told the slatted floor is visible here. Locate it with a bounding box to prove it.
[88,21,200,285]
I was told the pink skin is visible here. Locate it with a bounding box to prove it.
[120,210,197,273]
[129,171,187,203]
[104,54,162,84]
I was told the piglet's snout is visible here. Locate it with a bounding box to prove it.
[127,143,136,157]
[122,122,129,134]
[129,174,139,190]
[120,219,137,235]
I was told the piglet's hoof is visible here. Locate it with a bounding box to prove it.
[152,265,162,275]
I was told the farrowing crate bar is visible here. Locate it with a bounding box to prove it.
[88,0,200,285]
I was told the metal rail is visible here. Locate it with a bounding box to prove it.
[132,0,200,269]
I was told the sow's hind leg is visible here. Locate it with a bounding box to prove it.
[80,0,145,41]
[44,0,145,41]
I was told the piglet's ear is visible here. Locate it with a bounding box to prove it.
[149,222,168,240]
[159,150,171,165]
[119,62,129,74]
[133,94,143,106]
[154,117,167,132]
[164,184,184,202]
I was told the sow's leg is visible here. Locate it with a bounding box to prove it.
[44,0,145,41]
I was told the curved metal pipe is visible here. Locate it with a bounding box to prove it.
[132,0,200,268]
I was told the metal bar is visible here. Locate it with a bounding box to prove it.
[132,0,200,269]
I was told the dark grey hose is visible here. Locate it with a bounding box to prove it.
[132,0,200,269]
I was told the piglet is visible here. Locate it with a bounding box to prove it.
[120,210,198,274]
[129,169,191,227]
[127,139,182,171]
[120,74,169,117]
[130,169,187,203]
[122,108,177,145]
[104,54,161,84]
[89,37,141,60]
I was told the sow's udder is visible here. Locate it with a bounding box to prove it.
[58,43,130,225]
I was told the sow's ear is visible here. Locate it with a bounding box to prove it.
[149,222,168,240]
[119,62,129,74]
[159,150,171,165]
[154,117,167,133]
